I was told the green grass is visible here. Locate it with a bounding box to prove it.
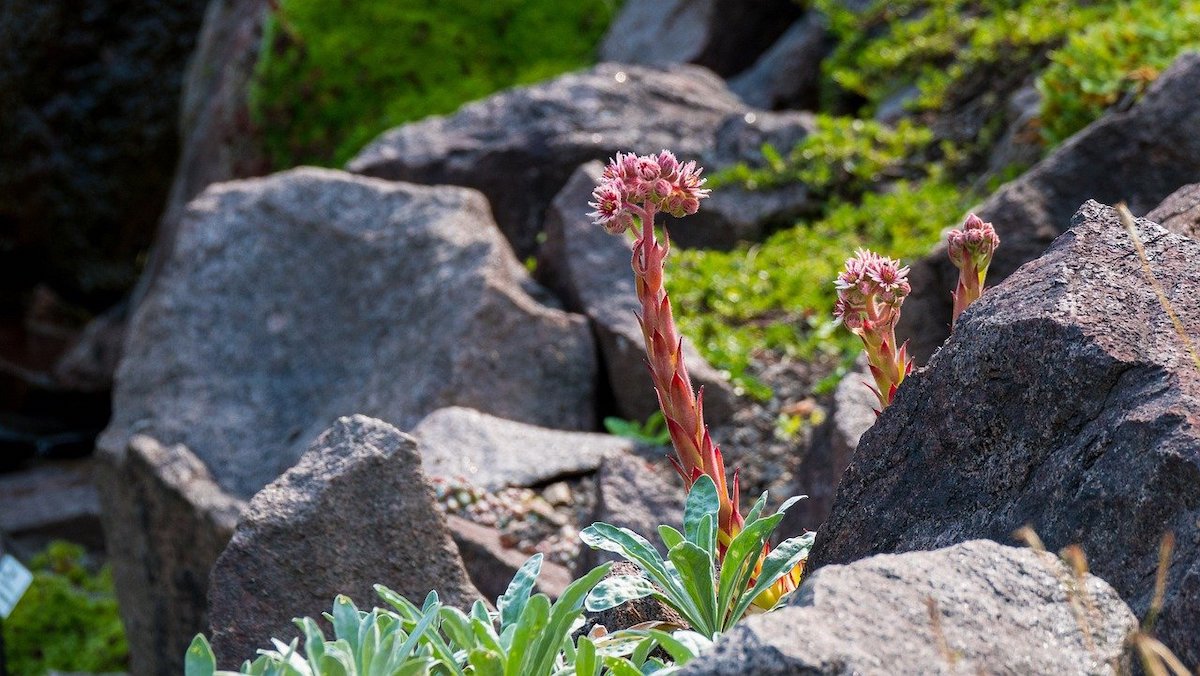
[252,0,618,168]
[2,542,127,675]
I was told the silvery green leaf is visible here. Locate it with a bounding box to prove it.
[185,635,217,676]
[742,491,770,527]
[498,553,543,631]
[667,541,717,636]
[580,523,669,582]
[776,494,808,515]
[584,574,656,612]
[657,524,685,551]
[683,475,719,544]
[732,533,812,622]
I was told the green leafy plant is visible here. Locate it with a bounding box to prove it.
[2,541,128,675]
[251,0,615,168]
[1036,0,1200,145]
[603,412,671,446]
[582,475,813,639]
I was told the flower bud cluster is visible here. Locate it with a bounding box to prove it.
[948,213,1000,326]
[588,150,711,234]
[833,249,913,411]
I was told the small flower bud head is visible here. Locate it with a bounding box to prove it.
[637,156,660,181]
[653,178,672,199]
[657,150,679,180]
[948,213,1000,271]
[682,196,701,215]
[601,212,634,235]
[589,179,629,232]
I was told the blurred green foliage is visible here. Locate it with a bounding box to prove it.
[252,0,617,168]
[1036,0,1200,144]
[3,541,127,675]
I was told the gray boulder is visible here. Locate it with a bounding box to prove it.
[411,406,631,491]
[598,0,803,77]
[446,515,573,602]
[901,52,1200,362]
[540,162,739,424]
[813,202,1200,664]
[729,13,830,111]
[684,540,1135,675]
[97,167,595,672]
[96,435,244,676]
[348,63,816,256]
[1147,182,1200,240]
[208,416,479,667]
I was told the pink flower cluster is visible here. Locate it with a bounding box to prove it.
[588,150,711,234]
[948,213,1000,326]
[833,249,912,332]
[833,249,913,411]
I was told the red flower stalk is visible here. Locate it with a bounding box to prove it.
[590,151,799,606]
[948,213,1000,326]
[833,249,914,412]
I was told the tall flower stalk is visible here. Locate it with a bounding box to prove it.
[948,213,1000,326]
[833,250,913,412]
[589,151,800,608]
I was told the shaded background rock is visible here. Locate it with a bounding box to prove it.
[683,540,1135,675]
[208,416,479,668]
[348,63,817,256]
[0,0,208,314]
[1146,182,1200,240]
[900,52,1200,362]
[598,0,803,77]
[97,435,244,676]
[576,453,683,574]
[447,515,572,602]
[412,407,630,491]
[97,167,596,672]
[540,162,739,425]
[0,458,102,555]
[813,203,1200,664]
[728,13,831,111]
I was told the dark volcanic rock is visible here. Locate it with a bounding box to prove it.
[1147,182,1200,240]
[348,63,816,256]
[208,416,479,667]
[901,52,1200,362]
[100,167,596,500]
[541,162,739,424]
[728,13,830,111]
[812,202,1200,664]
[683,540,1135,675]
[0,0,208,310]
[411,407,631,491]
[598,0,803,77]
[97,435,244,676]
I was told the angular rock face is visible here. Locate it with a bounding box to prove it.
[101,167,596,500]
[411,407,631,491]
[97,168,596,672]
[1147,182,1200,240]
[348,64,815,256]
[208,416,479,667]
[0,0,208,309]
[728,13,830,111]
[683,540,1135,675]
[540,163,738,424]
[813,202,1200,664]
[901,52,1200,362]
[96,435,244,676]
[598,0,803,77]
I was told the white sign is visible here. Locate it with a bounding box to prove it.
[0,554,33,619]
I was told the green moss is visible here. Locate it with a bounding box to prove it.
[3,542,127,675]
[252,0,617,168]
[1036,0,1200,145]
[711,115,936,201]
[668,180,974,398]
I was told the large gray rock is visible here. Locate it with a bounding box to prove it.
[813,202,1200,664]
[348,63,816,256]
[540,162,739,424]
[446,515,572,602]
[684,540,1135,675]
[901,52,1200,362]
[728,13,830,111]
[411,406,631,491]
[0,0,208,309]
[208,416,479,667]
[101,167,596,500]
[96,435,244,676]
[1147,182,1200,240]
[598,0,803,77]
[97,167,595,672]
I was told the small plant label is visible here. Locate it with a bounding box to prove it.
[0,554,32,619]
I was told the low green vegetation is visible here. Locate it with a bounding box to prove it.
[3,542,127,675]
[1036,0,1200,144]
[252,0,617,168]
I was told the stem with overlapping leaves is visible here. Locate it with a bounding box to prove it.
[589,151,800,608]
[948,213,1001,326]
